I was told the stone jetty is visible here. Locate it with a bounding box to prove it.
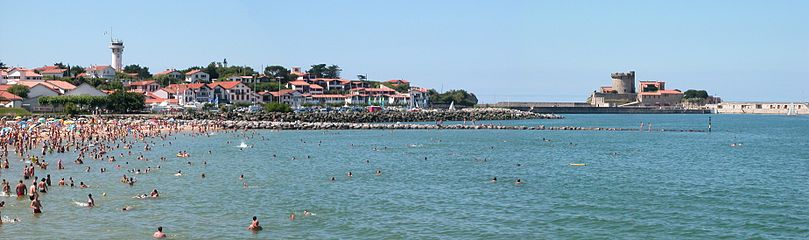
[173,119,704,133]
[179,108,562,123]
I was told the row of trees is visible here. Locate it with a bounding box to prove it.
[38,91,145,114]
[428,89,478,106]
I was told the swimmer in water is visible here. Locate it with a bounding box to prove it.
[174,171,182,176]
[80,182,88,188]
[330,176,336,181]
[347,172,353,177]
[515,178,523,185]
[153,226,166,238]
[247,216,262,231]
[491,177,497,183]
[31,196,42,214]
[303,210,311,216]
[289,212,296,221]
[121,205,134,211]
[150,189,159,198]
[375,170,382,176]
[87,194,95,207]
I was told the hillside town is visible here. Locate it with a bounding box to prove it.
[0,39,435,114]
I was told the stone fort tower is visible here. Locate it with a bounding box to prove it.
[611,71,635,94]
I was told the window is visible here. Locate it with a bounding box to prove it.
[756,104,762,109]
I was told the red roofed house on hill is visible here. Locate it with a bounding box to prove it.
[154,83,213,106]
[154,69,184,80]
[0,91,23,108]
[35,65,69,78]
[207,81,259,104]
[4,68,43,84]
[185,69,210,83]
[85,65,116,79]
[126,80,161,93]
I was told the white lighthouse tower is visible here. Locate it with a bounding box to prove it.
[109,39,124,72]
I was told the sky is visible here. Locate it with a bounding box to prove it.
[1,0,807,103]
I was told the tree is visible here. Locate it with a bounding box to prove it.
[683,89,709,99]
[205,62,219,80]
[154,74,182,86]
[307,64,341,78]
[263,102,292,112]
[53,62,67,69]
[382,82,410,93]
[70,65,85,77]
[0,60,6,69]
[263,65,295,83]
[106,91,145,113]
[8,85,30,98]
[123,64,152,79]
[429,89,478,106]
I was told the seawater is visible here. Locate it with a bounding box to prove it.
[0,114,807,239]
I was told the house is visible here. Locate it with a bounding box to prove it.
[287,80,311,92]
[0,91,23,108]
[409,87,430,108]
[18,82,61,112]
[154,69,184,80]
[267,89,304,107]
[64,83,108,97]
[35,66,69,78]
[308,83,324,94]
[17,80,76,94]
[126,80,161,93]
[636,81,683,106]
[85,65,117,79]
[386,79,410,87]
[350,86,399,105]
[307,94,347,105]
[207,81,259,104]
[307,78,348,91]
[5,68,43,84]
[226,75,256,84]
[185,69,210,83]
[156,83,213,106]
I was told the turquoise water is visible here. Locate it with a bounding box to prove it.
[0,114,808,239]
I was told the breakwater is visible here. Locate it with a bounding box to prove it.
[178,108,562,122]
[176,119,705,132]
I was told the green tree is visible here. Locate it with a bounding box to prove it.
[154,74,182,86]
[205,62,219,80]
[381,82,410,93]
[263,102,292,112]
[429,89,478,106]
[307,64,341,78]
[69,65,85,77]
[0,60,6,69]
[8,85,30,98]
[263,65,295,83]
[683,89,709,99]
[53,62,67,69]
[123,64,152,79]
[106,91,145,113]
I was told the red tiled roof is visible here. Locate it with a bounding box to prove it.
[45,80,77,90]
[0,85,11,91]
[387,79,410,84]
[185,69,203,75]
[0,91,22,101]
[639,90,683,96]
[207,81,241,89]
[128,80,157,86]
[155,69,180,75]
[310,94,345,98]
[308,84,323,89]
[288,80,309,86]
[86,66,112,71]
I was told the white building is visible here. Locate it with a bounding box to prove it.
[4,68,43,84]
[708,102,809,115]
[109,40,124,71]
[85,65,116,79]
[185,69,210,83]
[155,69,184,80]
[65,83,108,96]
[208,81,259,103]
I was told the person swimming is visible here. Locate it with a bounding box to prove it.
[491,177,497,183]
[515,178,523,185]
[87,194,95,208]
[174,171,182,176]
[153,226,166,238]
[375,170,382,176]
[121,205,134,211]
[247,216,262,231]
[150,189,159,198]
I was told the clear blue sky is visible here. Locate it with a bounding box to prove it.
[2,0,807,103]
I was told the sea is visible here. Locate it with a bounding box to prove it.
[0,114,807,239]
